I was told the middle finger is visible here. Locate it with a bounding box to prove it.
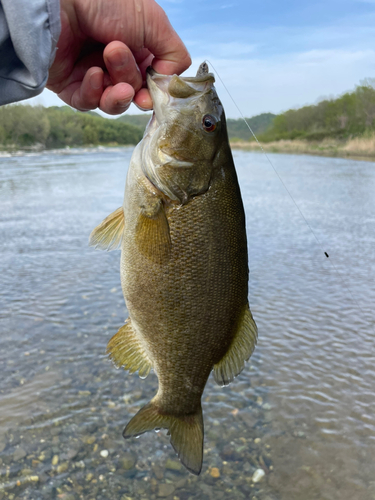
[104,41,143,92]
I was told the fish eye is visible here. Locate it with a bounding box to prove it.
[202,114,217,132]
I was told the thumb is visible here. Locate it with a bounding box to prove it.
[142,1,191,76]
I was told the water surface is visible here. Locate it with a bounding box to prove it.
[0,148,374,500]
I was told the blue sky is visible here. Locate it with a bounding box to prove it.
[28,0,375,118]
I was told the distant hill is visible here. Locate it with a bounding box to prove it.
[117,112,276,141]
[117,113,152,131]
[226,113,276,140]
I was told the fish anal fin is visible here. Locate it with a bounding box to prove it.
[135,202,171,264]
[123,400,204,475]
[89,207,125,251]
[213,305,258,387]
[106,320,152,379]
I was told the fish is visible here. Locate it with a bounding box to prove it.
[89,62,257,475]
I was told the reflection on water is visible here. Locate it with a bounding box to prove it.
[0,148,374,500]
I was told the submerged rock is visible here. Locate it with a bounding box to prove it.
[119,452,137,470]
[210,467,220,478]
[165,458,182,471]
[13,448,27,461]
[152,464,164,479]
[252,468,265,483]
[157,483,175,497]
[56,461,69,474]
[84,435,96,445]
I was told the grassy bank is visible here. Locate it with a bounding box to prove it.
[230,133,375,160]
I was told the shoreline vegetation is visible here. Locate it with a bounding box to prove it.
[229,134,375,161]
[1,79,375,161]
[0,105,143,151]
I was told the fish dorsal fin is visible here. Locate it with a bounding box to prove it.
[106,319,152,379]
[135,201,171,264]
[213,306,258,386]
[89,207,125,251]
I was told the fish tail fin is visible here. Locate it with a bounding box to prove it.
[123,399,204,475]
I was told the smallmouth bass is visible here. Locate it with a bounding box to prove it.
[90,62,257,475]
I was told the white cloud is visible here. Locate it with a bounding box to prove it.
[191,48,375,118]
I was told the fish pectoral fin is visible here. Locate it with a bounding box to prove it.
[106,320,152,379]
[123,400,204,476]
[89,207,125,251]
[135,201,171,264]
[213,305,258,387]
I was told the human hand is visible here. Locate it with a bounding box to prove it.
[46,0,191,115]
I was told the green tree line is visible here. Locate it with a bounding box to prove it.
[2,79,375,149]
[0,105,143,148]
[260,79,375,142]
[226,113,276,140]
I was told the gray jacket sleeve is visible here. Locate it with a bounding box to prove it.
[0,0,61,105]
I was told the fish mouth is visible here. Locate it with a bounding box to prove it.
[146,63,215,86]
[146,63,215,123]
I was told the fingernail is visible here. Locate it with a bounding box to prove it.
[134,102,152,111]
[109,50,128,69]
[90,71,102,90]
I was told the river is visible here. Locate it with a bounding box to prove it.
[0,147,374,500]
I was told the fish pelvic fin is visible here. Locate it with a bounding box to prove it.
[106,319,152,379]
[123,400,204,476]
[89,207,125,251]
[213,305,258,387]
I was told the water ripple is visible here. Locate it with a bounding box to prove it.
[0,150,374,500]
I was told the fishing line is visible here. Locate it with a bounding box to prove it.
[204,59,366,315]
